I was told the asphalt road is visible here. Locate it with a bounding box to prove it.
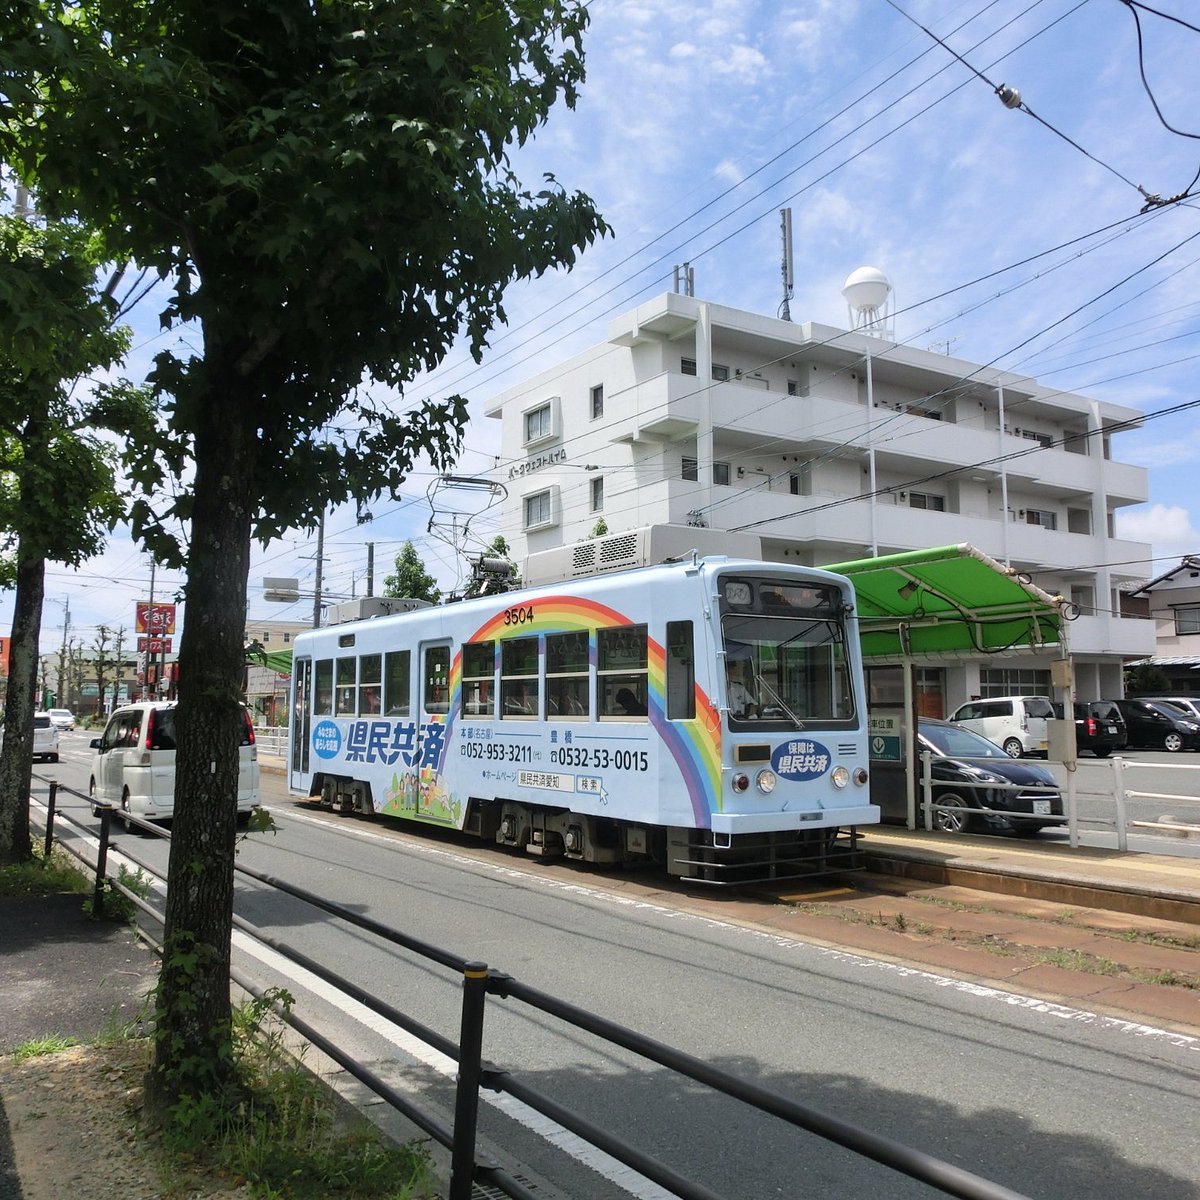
[33,736,1200,1200]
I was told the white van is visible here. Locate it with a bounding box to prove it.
[946,695,1053,758]
[89,701,259,822]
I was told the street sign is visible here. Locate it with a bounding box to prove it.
[138,637,172,654]
[136,601,176,635]
[868,712,903,762]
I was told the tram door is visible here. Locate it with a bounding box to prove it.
[421,643,451,718]
[290,657,312,779]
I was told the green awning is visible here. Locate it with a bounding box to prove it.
[823,543,1066,663]
[247,647,294,675]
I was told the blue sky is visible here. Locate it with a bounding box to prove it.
[15,0,1200,654]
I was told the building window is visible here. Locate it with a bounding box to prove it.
[907,406,943,421]
[261,631,271,644]
[713,461,731,487]
[283,633,291,644]
[787,379,799,396]
[1022,429,1053,448]
[524,489,553,529]
[590,384,604,419]
[980,667,1051,697]
[1026,508,1057,530]
[682,456,699,482]
[711,363,730,382]
[909,492,945,511]
[681,357,697,376]
[1175,608,1200,635]
[790,466,811,496]
[590,476,604,512]
[524,403,552,445]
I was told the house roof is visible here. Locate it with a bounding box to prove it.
[1129,554,1200,596]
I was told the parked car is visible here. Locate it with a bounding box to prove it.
[46,708,76,731]
[946,695,1053,758]
[917,718,1064,835]
[33,712,60,763]
[1057,700,1127,757]
[1136,696,1200,723]
[1111,698,1200,752]
[89,701,259,823]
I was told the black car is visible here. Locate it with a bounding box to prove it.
[1059,700,1127,757]
[1111,698,1200,752]
[917,718,1065,835]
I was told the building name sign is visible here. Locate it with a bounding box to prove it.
[508,446,567,480]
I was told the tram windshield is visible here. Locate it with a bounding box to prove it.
[720,577,856,730]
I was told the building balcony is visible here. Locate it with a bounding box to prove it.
[1068,613,1154,658]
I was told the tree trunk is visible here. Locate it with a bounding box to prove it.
[0,555,46,866]
[147,376,257,1108]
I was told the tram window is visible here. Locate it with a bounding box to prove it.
[501,636,539,718]
[335,658,357,715]
[666,621,695,720]
[462,640,495,718]
[424,646,450,714]
[314,660,334,715]
[359,653,382,714]
[546,630,589,718]
[599,625,648,720]
[384,650,411,716]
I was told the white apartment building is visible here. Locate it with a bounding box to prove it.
[484,289,1154,714]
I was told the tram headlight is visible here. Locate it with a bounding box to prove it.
[731,772,750,793]
[831,765,850,789]
[756,769,777,794]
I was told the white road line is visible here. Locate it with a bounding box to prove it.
[270,801,1200,1051]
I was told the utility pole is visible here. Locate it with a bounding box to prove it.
[312,511,325,628]
[366,542,375,597]
[57,597,70,708]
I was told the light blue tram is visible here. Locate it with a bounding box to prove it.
[287,556,877,883]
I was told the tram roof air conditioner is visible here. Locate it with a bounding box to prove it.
[523,523,763,587]
[326,596,433,626]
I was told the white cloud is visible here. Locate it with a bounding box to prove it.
[1116,505,1199,566]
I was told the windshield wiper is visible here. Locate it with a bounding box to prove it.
[754,673,805,728]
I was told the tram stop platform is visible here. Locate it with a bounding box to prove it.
[858,825,1200,926]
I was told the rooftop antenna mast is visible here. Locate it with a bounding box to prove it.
[779,208,794,322]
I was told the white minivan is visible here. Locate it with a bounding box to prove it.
[946,695,1053,758]
[89,701,259,822]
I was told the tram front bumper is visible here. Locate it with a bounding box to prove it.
[709,805,879,834]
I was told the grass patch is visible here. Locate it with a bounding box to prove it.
[83,863,153,923]
[13,1034,79,1062]
[0,845,88,897]
[1135,969,1200,989]
[161,990,436,1198]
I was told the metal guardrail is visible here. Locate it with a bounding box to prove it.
[252,726,287,758]
[32,780,1035,1200]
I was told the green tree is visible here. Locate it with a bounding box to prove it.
[1124,664,1171,695]
[1,0,606,1107]
[0,213,135,865]
[383,540,441,605]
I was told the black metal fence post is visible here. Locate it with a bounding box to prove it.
[449,961,489,1200]
[92,805,112,920]
[43,781,58,860]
